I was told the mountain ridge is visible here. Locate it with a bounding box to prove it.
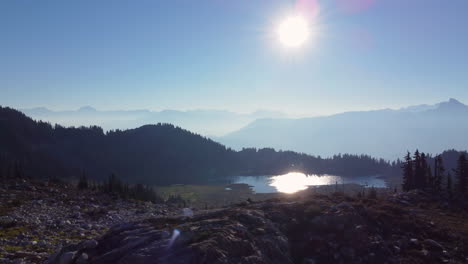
[20,107,288,137]
[220,99,468,159]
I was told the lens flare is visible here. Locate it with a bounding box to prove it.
[296,0,320,19]
[167,229,181,248]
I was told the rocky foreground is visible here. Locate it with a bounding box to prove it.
[45,191,468,264]
[0,179,179,264]
[1,179,468,264]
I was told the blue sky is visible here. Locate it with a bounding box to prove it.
[1,0,468,115]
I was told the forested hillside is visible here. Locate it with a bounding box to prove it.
[1,106,394,184]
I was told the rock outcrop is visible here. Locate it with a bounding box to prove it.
[0,179,177,264]
[46,192,468,264]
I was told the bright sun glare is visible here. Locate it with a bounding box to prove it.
[277,15,310,48]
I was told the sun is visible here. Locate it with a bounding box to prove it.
[277,15,310,48]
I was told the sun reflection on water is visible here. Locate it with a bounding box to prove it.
[233,173,385,194]
[269,172,339,194]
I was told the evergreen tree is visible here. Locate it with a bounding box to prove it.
[0,156,5,179]
[447,172,453,199]
[90,180,97,191]
[419,152,429,189]
[106,173,124,194]
[433,155,444,194]
[413,150,423,189]
[425,164,432,191]
[13,161,23,179]
[402,152,414,191]
[78,172,89,190]
[367,187,377,199]
[7,163,12,179]
[454,153,468,195]
[96,174,163,203]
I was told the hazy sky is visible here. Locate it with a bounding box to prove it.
[1,0,468,115]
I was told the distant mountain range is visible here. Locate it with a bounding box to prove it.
[21,107,287,137]
[0,106,392,184]
[18,99,468,160]
[219,99,468,160]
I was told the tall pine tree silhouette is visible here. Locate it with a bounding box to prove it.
[454,153,468,195]
[447,172,453,199]
[433,155,444,194]
[402,152,414,191]
[420,152,429,189]
[413,150,426,189]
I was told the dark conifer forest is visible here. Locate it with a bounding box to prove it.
[402,149,468,198]
[1,106,395,185]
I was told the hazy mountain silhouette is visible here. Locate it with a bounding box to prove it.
[220,99,468,159]
[21,107,287,137]
[0,106,393,184]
